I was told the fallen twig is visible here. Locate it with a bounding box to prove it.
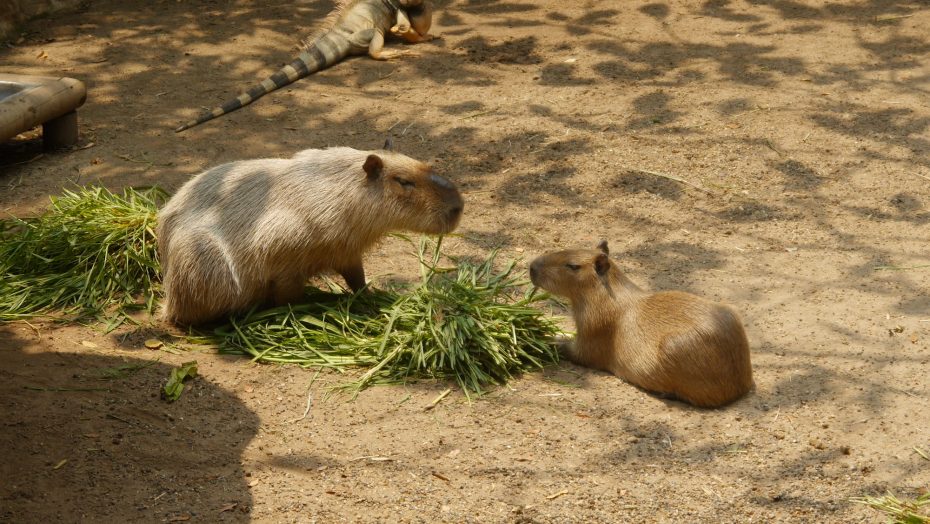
[874,264,930,271]
[627,168,715,195]
[24,385,108,392]
[763,139,785,156]
[459,107,499,120]
[116,153,171,168]
[106,413,135,425]
[915,446,930,461]
[431,471,450,482]
[4,154,45,166]
[424,388,452,411]
[289,367,322,423]
[876,13,915,22]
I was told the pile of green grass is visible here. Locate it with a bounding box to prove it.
[216,238,562,394]
[0,186,165,325]
[852,492,930,524]
[0,187,562,394]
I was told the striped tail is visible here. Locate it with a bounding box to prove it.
[174,34,349,133]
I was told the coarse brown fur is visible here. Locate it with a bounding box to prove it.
[157,143,463,326]
[530,241,753,408]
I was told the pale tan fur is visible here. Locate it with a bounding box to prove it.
[530,242,753,408]
[157,146,463,326]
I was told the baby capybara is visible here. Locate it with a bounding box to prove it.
[530,241,752,408]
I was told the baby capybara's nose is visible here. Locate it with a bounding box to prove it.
[448,204,463,221]
[529,259,541,285]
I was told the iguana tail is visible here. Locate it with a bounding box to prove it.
[174,34,350,133]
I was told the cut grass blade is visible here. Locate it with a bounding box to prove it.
[215,237,563,395]
[852,492,930,524]
[0,186,165,323]
[162,361,198,402]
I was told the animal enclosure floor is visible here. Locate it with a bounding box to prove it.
[1,0,929,522]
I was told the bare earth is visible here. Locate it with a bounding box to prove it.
[1,0,929,522]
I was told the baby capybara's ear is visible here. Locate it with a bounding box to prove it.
[597,240,609,255]
[363,154,384,180]
[594,253,611,276]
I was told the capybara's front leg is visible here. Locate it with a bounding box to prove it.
[338,260,367,292]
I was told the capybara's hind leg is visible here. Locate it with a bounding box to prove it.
[165,235,242,325]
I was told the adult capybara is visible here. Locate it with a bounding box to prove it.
[157,145,463,325]
[530,241,752,408]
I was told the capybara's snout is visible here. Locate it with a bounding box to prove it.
[446,201,464,226]
[436,177,464,231]
[529,258,543,287]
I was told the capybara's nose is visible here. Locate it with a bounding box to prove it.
[448,204,463,221]
[529,260,541,284]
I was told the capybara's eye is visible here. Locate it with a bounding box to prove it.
[396,177,416,188]
[566,264,580,271]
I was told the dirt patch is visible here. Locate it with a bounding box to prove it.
[1,0,929,522]
[0,0,83,40]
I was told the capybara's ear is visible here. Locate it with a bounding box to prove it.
[594,253,611,276]
[363,154,384,180]
[383,137,394,151]
[597,240,609,255]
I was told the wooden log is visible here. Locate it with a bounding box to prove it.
[0,74,86,145]
[43,110,79,150]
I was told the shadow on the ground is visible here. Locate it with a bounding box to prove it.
[0,327,259,522]
[0,1,928,519]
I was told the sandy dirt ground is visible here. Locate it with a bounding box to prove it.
[1,0,929,522]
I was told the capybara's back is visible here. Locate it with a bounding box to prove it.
[157,146,463,325]
[634,291,753,407]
